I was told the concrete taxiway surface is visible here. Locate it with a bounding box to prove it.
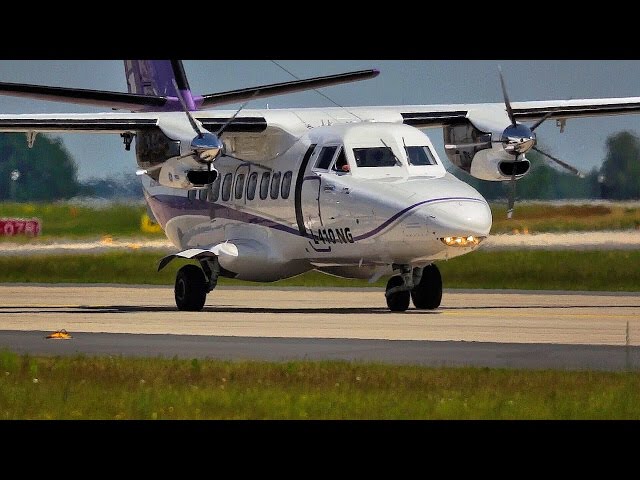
[1,285,639,370]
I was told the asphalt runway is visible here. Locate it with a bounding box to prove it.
[1,284,640,370]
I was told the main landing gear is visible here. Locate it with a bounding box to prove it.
[385,264,442,312]
[174,257,220,311]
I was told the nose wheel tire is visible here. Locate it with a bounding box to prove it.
[386,276,411,312]
[175,264,207,311]
[411,264,442,310]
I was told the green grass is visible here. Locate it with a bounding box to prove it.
[1,250,639,291]
[492,203,640,233]
[0,202,163,239]
[1,202,639,241]
[1,352,639,419]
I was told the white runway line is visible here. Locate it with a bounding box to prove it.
[481,230,640,251]
[1,230,639,256]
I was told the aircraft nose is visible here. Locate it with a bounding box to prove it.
[427,199,492,237]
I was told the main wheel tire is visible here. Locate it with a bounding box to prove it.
[386,276,410,312]
[175,265,207,312]
[411,264,442,310]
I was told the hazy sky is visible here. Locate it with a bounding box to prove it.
[0,60,639,180]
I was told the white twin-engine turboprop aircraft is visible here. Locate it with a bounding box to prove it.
[1,60,640,311]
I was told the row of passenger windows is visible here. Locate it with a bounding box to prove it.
[206,170,293,203]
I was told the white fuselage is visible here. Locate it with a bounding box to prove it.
[143,122,492,282]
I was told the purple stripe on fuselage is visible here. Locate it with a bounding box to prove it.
[352,197,487,241]
[145,193,485,243]
[147,194,300,236]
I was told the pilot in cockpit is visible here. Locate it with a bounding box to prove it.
[333,149,351,173]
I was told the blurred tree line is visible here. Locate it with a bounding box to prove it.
[0,131,639,202]
[0,133,141,201]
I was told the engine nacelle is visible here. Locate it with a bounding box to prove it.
[467,146,530,181]
[443,121,531,181]
[135,130,181,169]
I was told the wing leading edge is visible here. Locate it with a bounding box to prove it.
[1,97,640,134]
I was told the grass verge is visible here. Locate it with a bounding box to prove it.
[491,203,640,233]
[1,202,639,240]
[0,202,163,239]
[1,352,639,419]
[0,250,639,291]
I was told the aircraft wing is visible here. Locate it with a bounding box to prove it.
[0,113,162,133]
[1,95,640,133]
[401,98,640,128]
[271,97,640,129]
[1,96,640,138]
[0,112,269,135]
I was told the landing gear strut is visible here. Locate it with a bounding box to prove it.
[174,257,221,311]
[384,264,442,312]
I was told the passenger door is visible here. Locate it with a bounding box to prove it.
[300,145,338,234]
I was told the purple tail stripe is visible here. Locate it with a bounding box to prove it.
[124,60,199,112]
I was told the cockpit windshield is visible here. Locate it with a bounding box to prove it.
[353,147,401,168]
[405,146,437,166]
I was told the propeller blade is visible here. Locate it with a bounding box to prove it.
[172,79,204,138]
[530,112,554,132]
[216,100,250,137]
[498,66,517,127]
[532,146,584,177]
[444,141,493,150]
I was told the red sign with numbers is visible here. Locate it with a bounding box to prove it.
[0,218,41,237]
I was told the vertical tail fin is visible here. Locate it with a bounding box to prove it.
[124,60,196,110]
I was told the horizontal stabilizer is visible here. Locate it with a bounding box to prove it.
[157,243,238,271]
[199,69,380,108]
[0,68,379,112]
[0,82,168,110]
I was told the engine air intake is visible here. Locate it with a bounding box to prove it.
[499,160,530,177]
[187,170,218,187]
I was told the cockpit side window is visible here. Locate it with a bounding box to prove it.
[331,148,350,173]
[353,147,401,168]
[315,146,338,170]
[405,146,437,166]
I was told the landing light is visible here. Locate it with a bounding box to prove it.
[440,236,484,247]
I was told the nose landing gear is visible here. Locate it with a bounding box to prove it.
[411,264,442,310]
[385,275,411,312]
